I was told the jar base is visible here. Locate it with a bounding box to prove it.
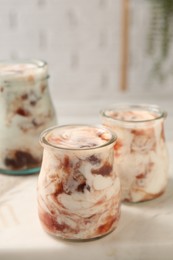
[42,226,117,242]
[122,188,166,203]
[0,167,40,175]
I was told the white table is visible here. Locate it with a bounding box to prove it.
[0,144,173,260]
[0,98,173,260]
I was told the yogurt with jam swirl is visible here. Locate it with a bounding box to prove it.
[0,60,56,174]
[38,125,121,240]
[101,104,169,202]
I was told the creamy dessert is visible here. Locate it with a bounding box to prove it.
[101,104,169,202]
[0,60,57,173]
[38,125,121,240]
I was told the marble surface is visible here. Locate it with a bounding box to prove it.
[0,141,173,260]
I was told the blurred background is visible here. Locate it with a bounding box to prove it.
[0,0,173,137]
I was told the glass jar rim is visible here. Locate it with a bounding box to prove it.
[40,124,117,151]
[0,59,48,83]
[101,103,167,124]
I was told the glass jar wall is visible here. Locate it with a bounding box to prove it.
[0,59,57,175]
[101,104,169,202]
[38,124,121,240]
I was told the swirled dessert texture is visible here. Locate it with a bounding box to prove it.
[0,61,56,171]
[102,108,168,202]
[38,126,121,239]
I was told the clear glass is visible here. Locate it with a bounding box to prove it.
[0,59,57,175]
[101,104,169,203]
[37,124,121,240]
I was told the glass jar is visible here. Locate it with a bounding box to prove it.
[101,104,169,203]
[0,59,57,175]
[38,124,121,240]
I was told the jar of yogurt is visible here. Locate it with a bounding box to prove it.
[101,104,169,203]
[38,124,121,240]
[0,59,57,175]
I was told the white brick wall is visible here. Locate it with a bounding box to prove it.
[0,0,173,101]
[0,0,121,100]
